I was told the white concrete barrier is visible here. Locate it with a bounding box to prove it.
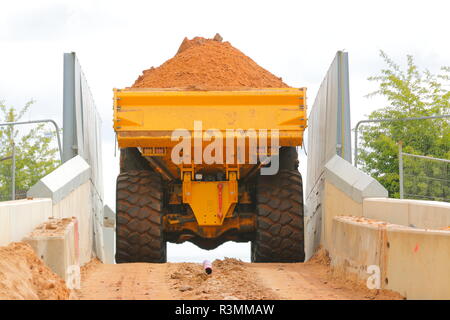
[23,217,78,284]
[322,154,450,299]
[320,155,387,252]
[0,198,52,246]
[52,181,93,265]
[28,156,95,265]
[102,204,115,264]
[364,198,450,229]
[331,216,389,285]
[386,226,450,299]
[1,155,110,269]
[331,215,450,299]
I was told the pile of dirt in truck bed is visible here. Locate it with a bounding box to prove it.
[0,242,69,300]
[131,34,289,90]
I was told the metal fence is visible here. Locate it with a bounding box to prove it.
[354,114,450,168]
[0,120,62,202]
[399,143,450,201]
[0,191,27,202]
[354,115,450,201]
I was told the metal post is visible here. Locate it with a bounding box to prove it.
[11,141,16,200]
[354,121,360,167]
[63,52,77,163]
[399,142,404,199]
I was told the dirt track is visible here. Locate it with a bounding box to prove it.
[72,258,403,300]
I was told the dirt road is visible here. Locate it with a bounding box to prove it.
[73,257,402,300]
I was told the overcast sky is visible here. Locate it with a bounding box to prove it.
[1,0,449,261]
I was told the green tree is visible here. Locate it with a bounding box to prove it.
[0,100,60,200]
[360,51,450,199]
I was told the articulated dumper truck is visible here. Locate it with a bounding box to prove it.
[113,88,307,263]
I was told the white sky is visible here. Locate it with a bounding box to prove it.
[1,0,449,262]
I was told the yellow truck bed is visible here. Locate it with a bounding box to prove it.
[113,88,307,149]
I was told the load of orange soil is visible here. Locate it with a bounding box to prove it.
[131,35,289,90]
[0,242,69,300]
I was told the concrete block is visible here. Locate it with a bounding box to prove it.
[101,204,116,264]
[52,181,93,265]
[324,155,388,203]
[331,216,386,282]
[321,181,363,251]
[329,215,450,299]
[386,227,450,299]
[27,155,90,204]
[363,198,450,230]
[324,155,362,199]
[321,154,388,252]
[0,199,53,246]
[363,198,409,226]
[0,209,10,245]
[354,176,389,200]
[103,204,115,228]
[407,200,450,230]
[102,226,116,264]
[23,217,78,284]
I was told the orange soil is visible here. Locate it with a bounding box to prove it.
[0,242,69,300]
[131,35,289,90]
[74,257,403,300]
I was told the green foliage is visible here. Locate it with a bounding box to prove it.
[360,51,450,199]
[0,100,59,200]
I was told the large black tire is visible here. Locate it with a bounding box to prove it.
[251,147,305,262]
[115,170,167,263]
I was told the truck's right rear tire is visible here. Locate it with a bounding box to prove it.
[115,170,167,263]
[251,147,305,263]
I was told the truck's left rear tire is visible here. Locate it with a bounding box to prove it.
[115,170,167,263]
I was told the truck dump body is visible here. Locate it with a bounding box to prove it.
[114,88,307,148]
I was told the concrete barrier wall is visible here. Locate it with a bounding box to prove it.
[28,155,95,265]
[330,216,388,284]
[323,154,450,299]
[320,155,387,252]
[364,198,450,229]
[331,216,450,299]
[386,227,450,299]
[102,204,115,264]
[2,155,111,268]
[0,198,53,246]
[322,181,363,250]
[23,218,78,284]
[52,181,93,265]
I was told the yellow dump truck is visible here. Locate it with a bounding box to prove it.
[113,88,307,262]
